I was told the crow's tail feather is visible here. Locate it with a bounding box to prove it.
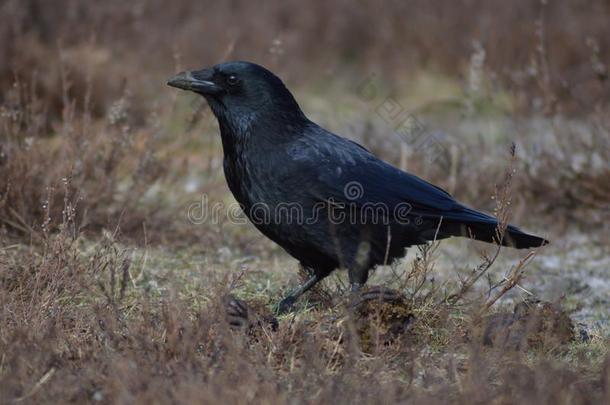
[443,221,549,249]
[429,207,549,249]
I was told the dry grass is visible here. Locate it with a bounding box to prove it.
[0,207,608,404]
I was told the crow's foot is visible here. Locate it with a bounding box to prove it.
[276,295,297,315]
[224,295,278,331]
[348,286,404,311]
[225,295,250,328]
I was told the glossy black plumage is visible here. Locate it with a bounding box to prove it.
[168,61,548,308]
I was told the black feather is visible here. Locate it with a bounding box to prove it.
[170,61,549,288]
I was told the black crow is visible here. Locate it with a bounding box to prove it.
[168,61,548,313]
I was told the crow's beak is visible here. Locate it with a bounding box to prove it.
[167,70,223,95]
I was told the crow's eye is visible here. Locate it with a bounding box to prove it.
[226,75,239,86]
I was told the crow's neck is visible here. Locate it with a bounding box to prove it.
[215,107,309,158]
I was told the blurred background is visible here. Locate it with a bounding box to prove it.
[2,0,610,115]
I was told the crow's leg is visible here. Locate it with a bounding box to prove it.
[276,273,321,315]
[348,266,369,292]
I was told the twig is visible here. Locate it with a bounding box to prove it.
[444,143,517,306]
[382,225,392,267]
[13,367,56,403]
[479,251,537,314]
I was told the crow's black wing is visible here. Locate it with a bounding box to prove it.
[285,126,547,248]
[289,127,461,215]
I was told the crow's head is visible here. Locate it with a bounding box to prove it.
[168,61,304,128]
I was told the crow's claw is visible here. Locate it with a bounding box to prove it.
[224,295,249,328]
[348,286,404,311]
[276,296,297,315]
